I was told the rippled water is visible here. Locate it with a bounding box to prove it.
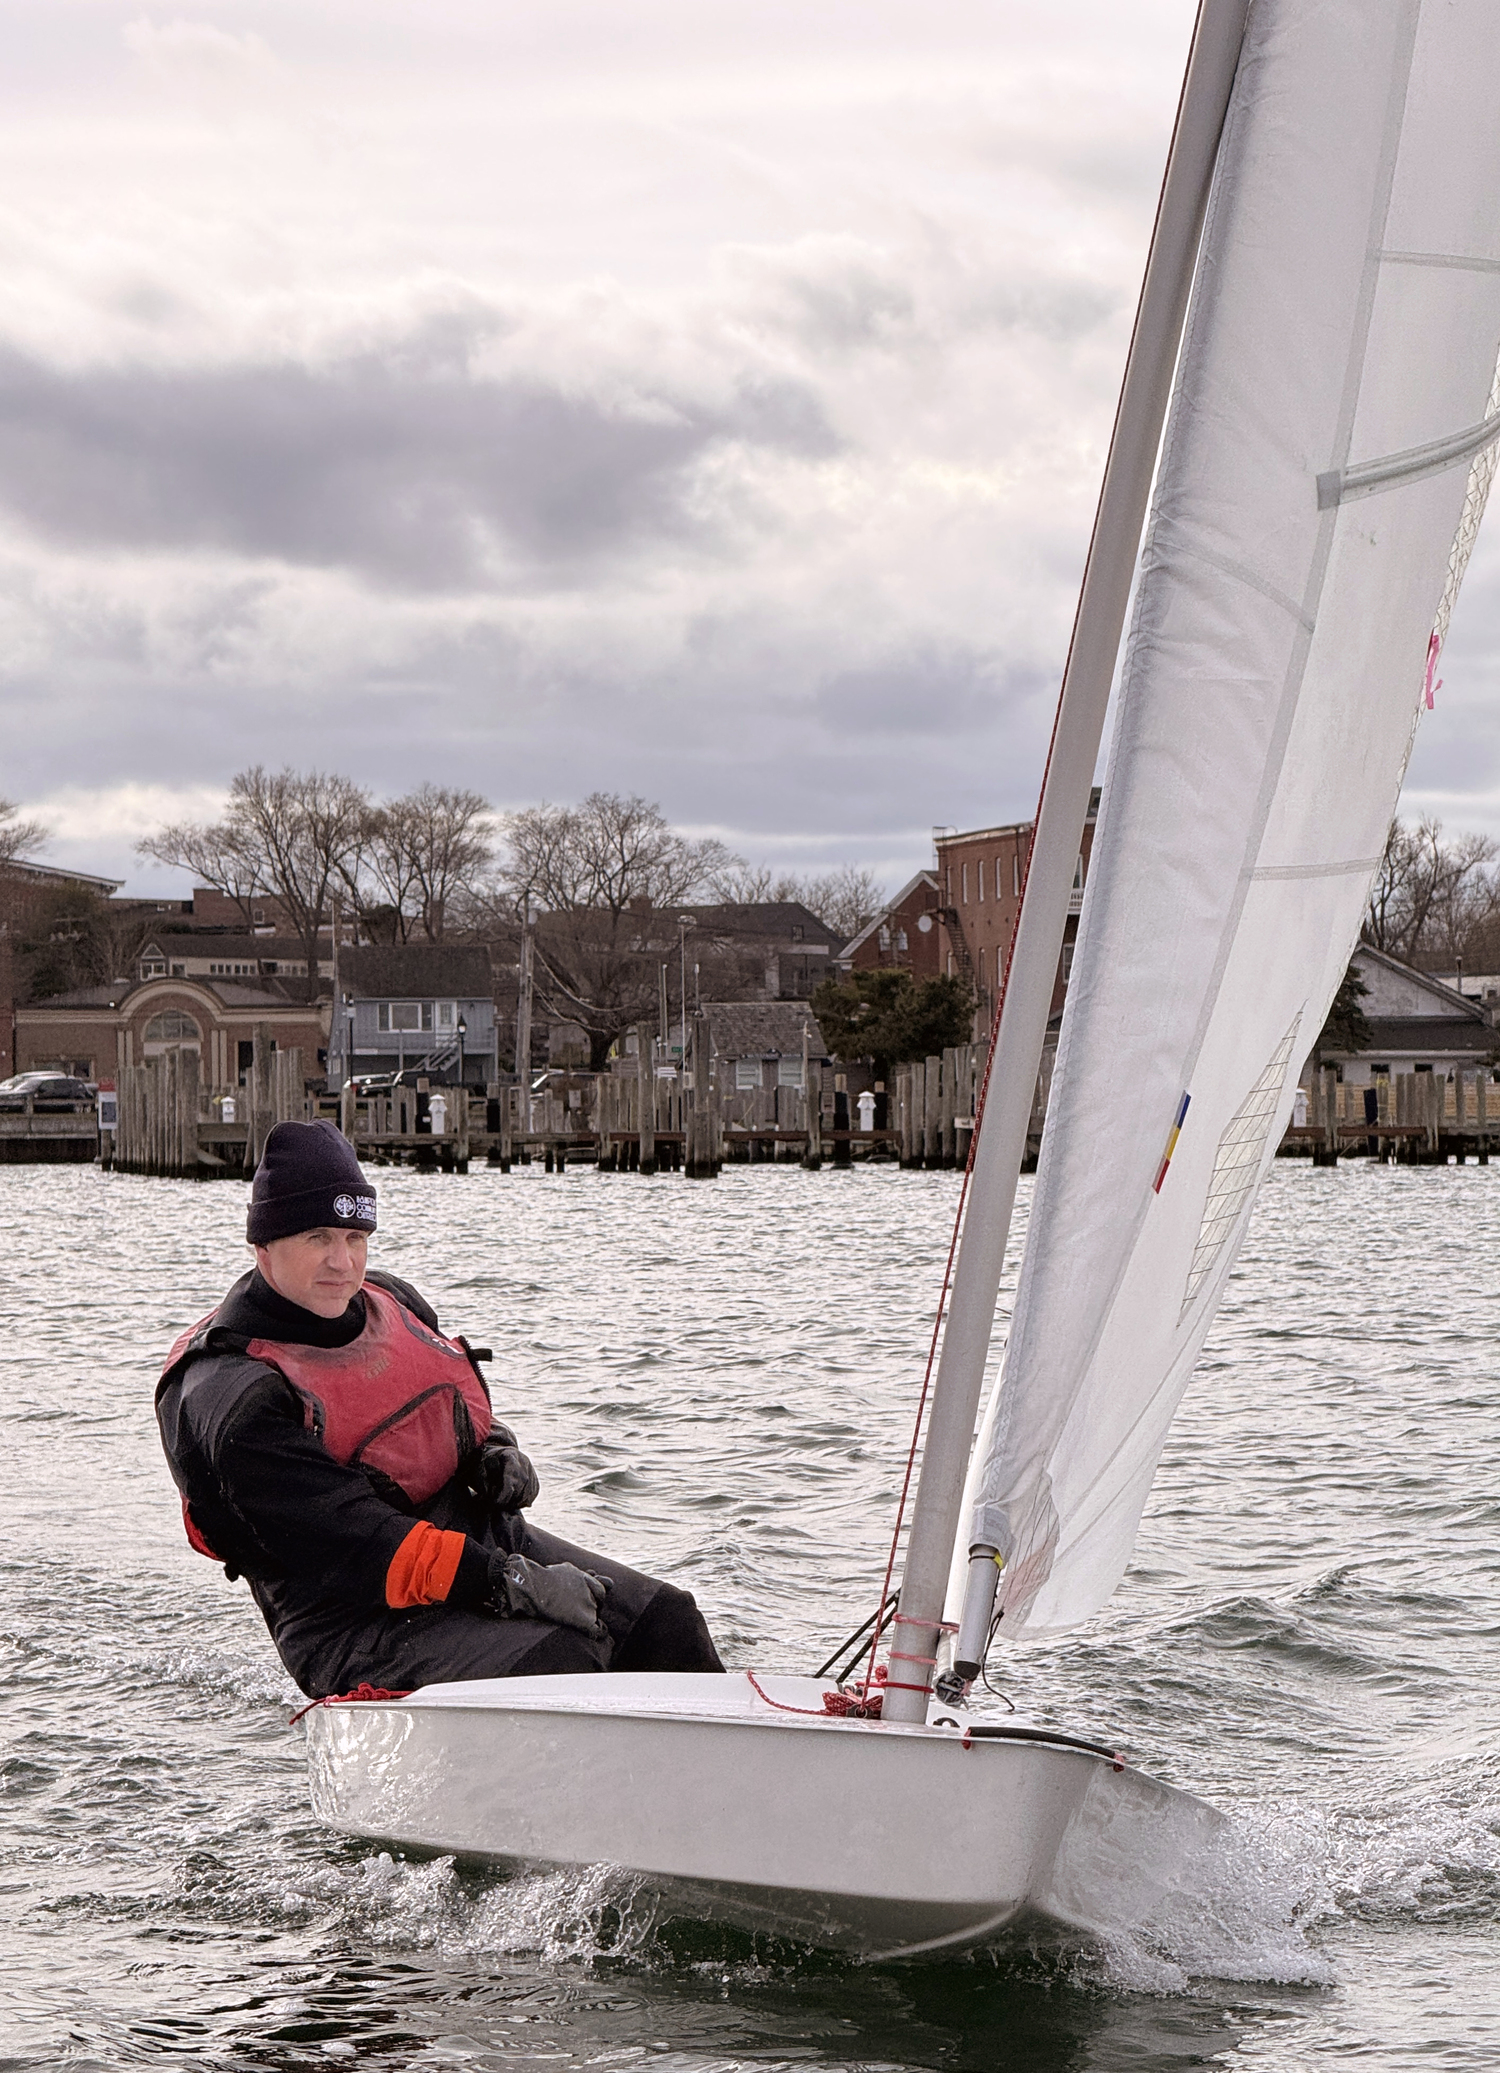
[2,1156,1498,2070]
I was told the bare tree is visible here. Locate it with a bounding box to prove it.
[135,816,263,929]
[478,795,740,1067]
[0,799,50,866]
[501,793,740,917]
[704,857,886,939]
[1365,815,1499,968]
[19,882,157,1001]
[797,865,886,939]
[706,862,782,904]
[139,767,369,1001]
[359,785,495,942]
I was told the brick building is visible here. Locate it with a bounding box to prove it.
[935,790,1100,1027]
[840,872,949,979]
[15,971,328,1089]
[0,857,124,1080]
[838,793,1100,1038]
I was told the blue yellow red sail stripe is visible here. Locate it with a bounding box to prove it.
[1153,1092,1190,1194]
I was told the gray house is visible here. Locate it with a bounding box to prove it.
[335,945,495,1088]
[1309,943,1494,1085]
[700,1001,833,1127]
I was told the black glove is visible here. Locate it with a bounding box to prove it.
[485,1552,610,1636]
[466,1428,540,1515]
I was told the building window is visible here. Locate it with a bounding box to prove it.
[777,1056,804,1088]
[140,959,166,979]
[896,928,908,952]
[976,945,985,982]
[946,866,952,900]
[1012,855,1020,897]
[1062,944,1075,981]
[437,1001,455,1029]
[878,924,891,950]
[143,1009,201,1050]
[378,1002,432,1033]
[977,858,985,904]
[961,861,969,904]
[735,1057,763,1090]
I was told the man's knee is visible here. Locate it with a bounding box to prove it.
[511,1624,612,1676]
[612,1585,725,1674]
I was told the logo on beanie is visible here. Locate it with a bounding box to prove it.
[332,1193,375,1221]
[333,1194,356,1219]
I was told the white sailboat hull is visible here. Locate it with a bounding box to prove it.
[305,1672,1223,1958]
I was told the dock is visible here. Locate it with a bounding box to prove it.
[14,1025,1492,1180]
[1278,1065,1498,1164]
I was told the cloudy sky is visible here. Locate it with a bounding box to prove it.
[3,1,1499,899]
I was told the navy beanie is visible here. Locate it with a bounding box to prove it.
[247,1120,377,1245]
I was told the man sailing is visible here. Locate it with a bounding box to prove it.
[157,1120,723,1699]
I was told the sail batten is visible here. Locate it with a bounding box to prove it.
[954,0,1500,1642]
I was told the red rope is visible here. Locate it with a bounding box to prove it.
[289,1683,412,1726]
[744,1669,884,1720]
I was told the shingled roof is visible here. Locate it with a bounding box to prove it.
[702,1001,829,1058]
[341,944,493,999]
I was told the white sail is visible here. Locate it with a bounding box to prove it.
[962,0,1500,1637]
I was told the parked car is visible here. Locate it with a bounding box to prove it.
[0,1072,96,1111]
[350,1068,431,1094]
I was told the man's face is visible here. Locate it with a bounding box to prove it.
[255,1227,369,1318]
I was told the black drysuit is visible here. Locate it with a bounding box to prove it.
[156,1268,723,1699]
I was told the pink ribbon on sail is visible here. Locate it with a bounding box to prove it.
[1425,630,1443,711]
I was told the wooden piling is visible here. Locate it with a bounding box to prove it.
[636,1023,657,1176]
[687,1010,715,1178]
[923,1055,941,1169]
[800,1022,821,1170]
[1480,1071,1490,1164]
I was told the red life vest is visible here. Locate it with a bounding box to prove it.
[246,1283,492,1503]
[163,1282,493,1542]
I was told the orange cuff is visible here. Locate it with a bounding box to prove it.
[385,1522,466,1609]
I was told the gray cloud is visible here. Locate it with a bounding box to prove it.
[0,336,837,590]
[20,0,1500,902]
[813,646,1032,737]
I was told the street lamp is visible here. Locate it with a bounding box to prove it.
[457,1014,467,1090]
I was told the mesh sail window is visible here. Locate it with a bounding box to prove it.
[1181,1020,1300,1318]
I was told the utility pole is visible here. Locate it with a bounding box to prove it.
[514,900,534,1131]
[678,915,696,1062]
[329,892,343,1085]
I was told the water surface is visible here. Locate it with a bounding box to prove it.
[1,1158,1497,2069]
